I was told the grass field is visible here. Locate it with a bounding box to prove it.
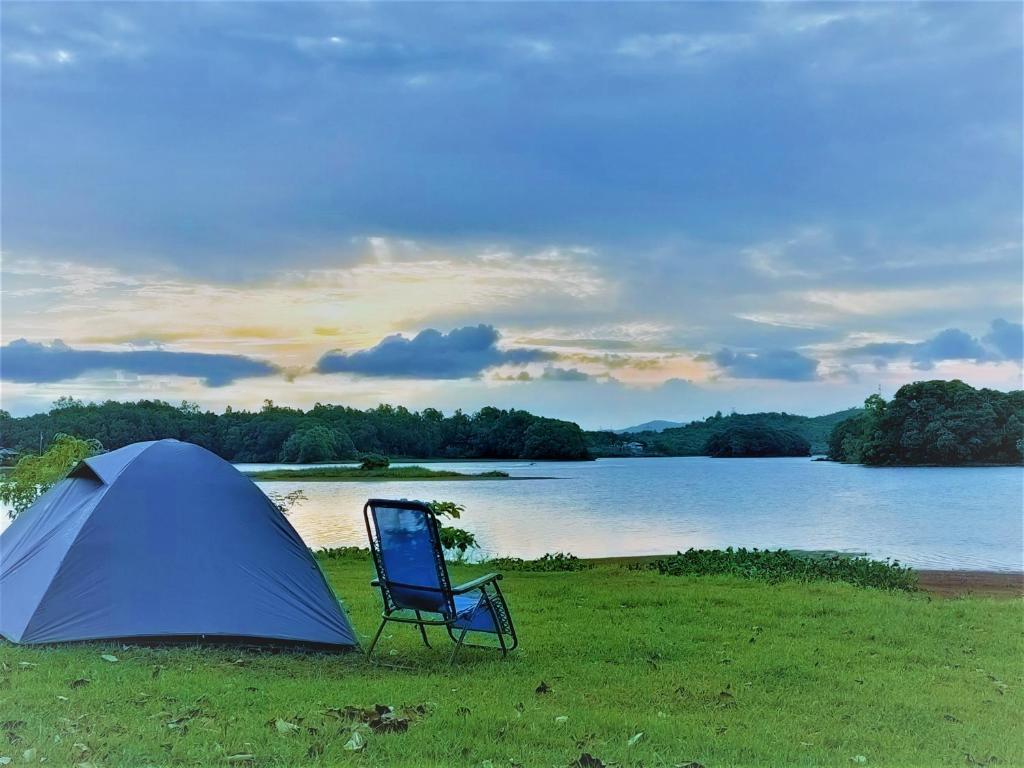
[245,466,516,482]
[2,554,1021,767]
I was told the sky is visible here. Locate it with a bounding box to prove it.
[1,1,1021,429]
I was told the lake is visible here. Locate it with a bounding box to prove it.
[1,457,1019,571]
[242,457,1023,572]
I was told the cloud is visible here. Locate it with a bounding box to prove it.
[0,339,279,387]
[616,32,751,61]
[698,348,821,381]
[315,325,553,379]
[841,319,1021,369]
[539,366,592,382]
[983,318,1023,362]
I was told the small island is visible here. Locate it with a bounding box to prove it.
[246,465,520,482]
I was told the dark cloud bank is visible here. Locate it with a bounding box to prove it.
[316,325,552,379]
[843,319,1022,370]
[0,339,278,387]
[698,348,821,382]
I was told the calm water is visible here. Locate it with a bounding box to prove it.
[243,457,1024,572]
[2,458,1020,571]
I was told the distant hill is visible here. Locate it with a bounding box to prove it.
[615,420,684,434]
[587,408,863,457]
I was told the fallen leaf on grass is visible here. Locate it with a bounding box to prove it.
[0,758,9,766]
[17,663,36,670]
[555,715,569,724]
[627,732,644,747]
[21,749,35,763]
[850,757,867,764]
[100,654,118,663]
[343,730,366,752]
[273,719,300,735]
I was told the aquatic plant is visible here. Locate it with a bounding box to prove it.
[636,547,918,591]
[485,552,592,572]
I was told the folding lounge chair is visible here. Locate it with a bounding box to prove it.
[363,498,517,664]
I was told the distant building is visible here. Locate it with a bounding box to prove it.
[624,441,645,456]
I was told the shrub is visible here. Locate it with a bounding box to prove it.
[313,546,369,561]
[485,552,592,572]
[635,547,917,591]
[359,453,390,470]
[428,500,478,556]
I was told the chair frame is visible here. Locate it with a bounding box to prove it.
[363,499,518,664]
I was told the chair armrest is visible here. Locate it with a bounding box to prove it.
[451,572,502,594]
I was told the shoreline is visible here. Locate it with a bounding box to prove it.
[250,474,556,482]
[583,555,1023,598]
[915,569,1024,598]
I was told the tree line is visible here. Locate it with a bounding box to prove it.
[586,408,859,457]
[0,398,591,463]
[827,380,1023,466]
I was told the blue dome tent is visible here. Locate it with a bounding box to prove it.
[0,439,357,649]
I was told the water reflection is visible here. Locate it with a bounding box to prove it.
[246,457,1023,571]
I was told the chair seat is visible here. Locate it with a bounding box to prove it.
[451,592,499,633]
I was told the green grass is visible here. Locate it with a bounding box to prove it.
[2,554,1022,767]
[245,466,514,482]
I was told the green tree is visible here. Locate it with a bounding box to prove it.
[0,434,103,519]
[827,381,1024,465]
[704,426,810,457]
[279,425,356,463]
[522,419,590,460]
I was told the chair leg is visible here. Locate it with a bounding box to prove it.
[414,611,431,648]
[366,617,388,661]
[448,627,469,666]
[481,594,508,657]
[492,582,518,652]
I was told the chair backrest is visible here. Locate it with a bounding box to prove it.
[363,499,454,615]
